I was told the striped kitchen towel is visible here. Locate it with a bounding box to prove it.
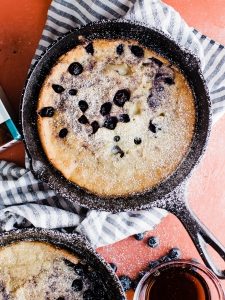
[0,0,225,248]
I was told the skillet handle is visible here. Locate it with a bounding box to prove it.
[168,200,225,279]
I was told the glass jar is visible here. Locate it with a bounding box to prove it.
[134,260,224,300]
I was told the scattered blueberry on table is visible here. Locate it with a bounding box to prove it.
[117,244,183,291]
[134,232,145,240]
[119,275,132,292]
[168,247,181,260]
[147,236,159,248]
[159,255,171,263]
[148,260,160,269]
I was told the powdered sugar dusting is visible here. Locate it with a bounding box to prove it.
[0,229,125,299]
[38,38,195,197]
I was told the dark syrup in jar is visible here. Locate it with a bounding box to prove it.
[145,265,211,300]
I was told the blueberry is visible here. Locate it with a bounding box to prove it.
[69,89,78,95]
[109,263,117,272]
[159,255,171,263]
[134,137,142,145]
[72,279,83,291]
[85,42,94,55]
[134,233,144,240]
[118,114,130,123]
[83,290,96,300]
[114,135,120,142]
[150,57,163,67]
[112,146,124,158]
[119,275,132,292]
[168,248,181,260]
[52,84,65,94]
[74,263,85,276]
[164,77,175,85]
[113,89,131,107]
[59,128,68,138]
[147,94,159,109]
[148,260,160,269]
[116,44,124,55]
[149,120,157,133]
[68,62,83,75]
[100,102,112,116]
[104,116,118,130]
[130,45,144,58]
[78,115,89,124]
[147,236,159,248]
[91,121,100,134]
[38,107,55,117]
[78,100,89,113]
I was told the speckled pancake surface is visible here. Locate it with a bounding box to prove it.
[37,38,195,197]
[0,241,108,300]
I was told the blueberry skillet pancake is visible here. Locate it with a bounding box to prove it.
[0,241,108,299]
[37,39,195,197]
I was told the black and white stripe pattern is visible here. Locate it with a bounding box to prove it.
[1,0,225,247]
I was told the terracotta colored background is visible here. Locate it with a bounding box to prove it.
[0,0,225,298]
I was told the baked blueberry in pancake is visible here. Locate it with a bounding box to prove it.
[37,39,195,197]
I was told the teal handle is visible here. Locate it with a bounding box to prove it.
[5,119,21,140]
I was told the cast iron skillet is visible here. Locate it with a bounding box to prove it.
[0,228,125,299]
[21,19,225,278]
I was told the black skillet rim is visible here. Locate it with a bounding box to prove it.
[0,228,125,299]
[21,19,212,212]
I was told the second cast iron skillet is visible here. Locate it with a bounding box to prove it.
[21,20,225,278]
[0,228,125,299]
